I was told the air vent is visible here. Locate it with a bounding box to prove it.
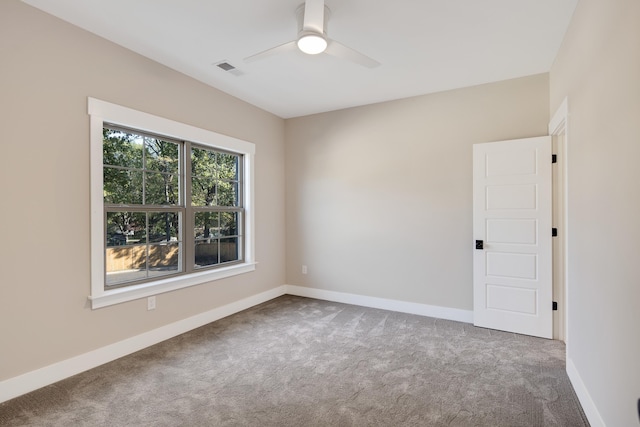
[217,62,235,71]
[214,61,243,76]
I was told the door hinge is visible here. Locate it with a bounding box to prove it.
[552,154,557,163]
[552,228,558,237]
[552,301,558,311]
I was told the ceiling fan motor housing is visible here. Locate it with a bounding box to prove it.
[295,3,331,36]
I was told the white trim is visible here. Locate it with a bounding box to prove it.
[285,285,474,323]
[0,285,288,404]
[548,97,570,345]
[88,98,255,155]
[549,97,569,343]
[89,263,257,309]
[88,97,256,309]
[549,97,568,135]
[89,113,105,293]
[244,151,256,263]
[566,357,605,427]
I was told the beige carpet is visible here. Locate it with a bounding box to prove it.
[0,295,589,426]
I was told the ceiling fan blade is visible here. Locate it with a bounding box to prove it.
[303,0,325,33]
[325,40,380,68]
[244,40,297,63]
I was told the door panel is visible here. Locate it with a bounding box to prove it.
[486,285,537,314]
[473,136,552,338]
[486,252,537,279]
[486,148,538,176]
[486,219,537,244]
[486,185,537,210]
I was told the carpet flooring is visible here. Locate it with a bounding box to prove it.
[0,295,589,426]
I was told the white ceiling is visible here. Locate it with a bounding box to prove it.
[22,0,578,118]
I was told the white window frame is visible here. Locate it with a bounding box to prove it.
[88,98,256,309]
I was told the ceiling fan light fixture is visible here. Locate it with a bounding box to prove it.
[297,33,327,55]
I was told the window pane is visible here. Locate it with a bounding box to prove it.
[191,146,217,176]
[103,129,143,169]
[194,211,222,268]
[106,260,147,286]
[195,240,219,268]
[148,243,180,278]
[217,181,238,206]
[218,153,239,181]
[106,211,146,245]
[105,211,147,286]
[190,146,241,208]
[145,172,179,205]
[145,138,179,175]
[105,212,181,286]
[194,212,219,239]
[219,212,238,236]
[103,168,143,204]
[191,176,217,206]
[220,237,239,263]
[148,212,180,243]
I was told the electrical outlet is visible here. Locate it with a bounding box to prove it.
[302,265,308,275]
[147,296,156,311]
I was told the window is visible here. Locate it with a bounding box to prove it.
[89,98,255,308]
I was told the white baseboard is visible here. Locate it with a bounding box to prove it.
[566,357,605,427]
[1,284,474,404]
[285,285,474,324]
[0,285,288,404]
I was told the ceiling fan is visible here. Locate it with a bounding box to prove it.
[244,0,380,68]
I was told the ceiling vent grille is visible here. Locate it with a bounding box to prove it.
[215,61,243,76]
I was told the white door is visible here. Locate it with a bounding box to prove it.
[473,136,553,339]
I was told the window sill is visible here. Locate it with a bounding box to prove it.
[88,262,257,309]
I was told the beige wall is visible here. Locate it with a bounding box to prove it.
[550,0,640,425]
[0,1,285,380]
[285,74,549,310]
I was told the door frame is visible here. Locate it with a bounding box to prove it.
[549,97,569,342]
